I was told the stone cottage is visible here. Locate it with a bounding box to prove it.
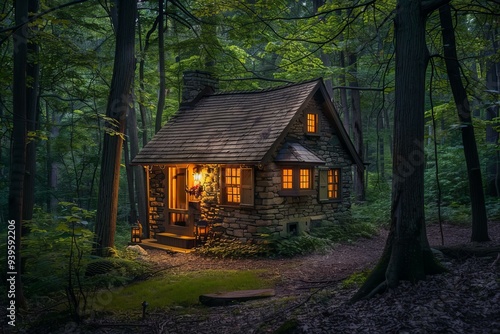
[132,70,364,250]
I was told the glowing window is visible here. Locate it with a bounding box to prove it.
[327,169,340,199]
[282,169,293,189]
[307,113,318,133]
[299,169,311,189]
[225,168,240,203]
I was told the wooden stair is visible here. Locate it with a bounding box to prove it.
[155,232,196,249]
[139,239,193,253]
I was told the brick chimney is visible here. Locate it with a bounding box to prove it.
[180,70,218,109]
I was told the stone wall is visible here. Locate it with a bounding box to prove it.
[146,95,356,242]
[148,166,165,237]
[199,95,354,241]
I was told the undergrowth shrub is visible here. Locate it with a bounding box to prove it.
[22,203,151,298]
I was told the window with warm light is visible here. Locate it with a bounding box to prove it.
[282,169,293,189]
[319,168,341,201]
[327,169,340,199]
[221,166,255,206]
[280,167,314,195]
[225,167,240,204]
[299,169,310,189]
[306,113,318,134]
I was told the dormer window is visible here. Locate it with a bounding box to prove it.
[306,113,318,134]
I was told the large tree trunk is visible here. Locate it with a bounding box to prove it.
[9,0,29,309]
[128,101,148,235]
[352,0,444,302]
[439,4,489,242]
[23,0,40,222]
[93,0,136,257]
[155,0,166,133]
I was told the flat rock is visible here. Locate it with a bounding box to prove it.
[199,289,275,307]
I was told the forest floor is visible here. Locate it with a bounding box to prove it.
[37,222,500,333]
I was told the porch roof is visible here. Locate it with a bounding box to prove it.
[275,143,325,164]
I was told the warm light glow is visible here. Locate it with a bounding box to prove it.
[299,169,310,189]
[193,172,202,182]
[282,169,293,189]
[225,168,240,203]
[131,226,141,243]
[307,113,318,133]
[327,169,340,199]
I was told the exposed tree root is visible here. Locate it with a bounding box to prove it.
[435,244,500,259]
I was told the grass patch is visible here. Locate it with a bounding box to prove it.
[98,269,273,311]
[340,270,370,289]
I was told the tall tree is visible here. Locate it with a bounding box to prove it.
[9,0,29,309]
[155,0,166,133]
[353,0,446,301]
[93,0,137,256]
[23,0,40,223]
[439,4,489,242]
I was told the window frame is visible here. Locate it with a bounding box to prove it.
[278,166,315,196]
[318,167,342,202]
[305,112,320,135]
[220,166,254,207]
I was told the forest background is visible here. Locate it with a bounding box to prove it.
[0,0,499,323]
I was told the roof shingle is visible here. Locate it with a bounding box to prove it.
[133,79,321,165]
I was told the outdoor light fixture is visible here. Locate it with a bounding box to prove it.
[193,166,202,182]
[131,226,141,243]
[195,220,209,244]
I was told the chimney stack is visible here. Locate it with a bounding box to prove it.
[180,70,218,109]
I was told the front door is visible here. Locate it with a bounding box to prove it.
[165,166,201,237]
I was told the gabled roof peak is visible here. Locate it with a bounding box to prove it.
[211,77,323,97]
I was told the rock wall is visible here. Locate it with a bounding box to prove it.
[147,96,356,242]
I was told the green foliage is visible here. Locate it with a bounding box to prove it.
[266,233,332,258]
[20,203,150,299]
[22,204,95,296]
[196,238,269,259]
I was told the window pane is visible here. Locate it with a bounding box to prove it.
[307,113,317,133]
[299,169,310,189]
[225,167,240,203]
[282,169,293,189]
[327,169,340,199]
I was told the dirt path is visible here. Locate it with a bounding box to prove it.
[146,222,500,292]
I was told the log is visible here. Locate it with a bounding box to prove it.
[199,289,275,307]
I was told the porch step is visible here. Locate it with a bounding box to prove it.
[140,239,193,253]
[155,232,196,249]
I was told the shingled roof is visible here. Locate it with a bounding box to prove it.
[132,78,363,170]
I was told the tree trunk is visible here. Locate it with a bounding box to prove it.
[155,0,166,133]
[485,25,499,197]
[93,0,136,257]
[9,0,29,309]
[352,0,444,302]
[23,0,40,222]
[128,100,148,235]
[349,54,365,201]
[439,4,489,242]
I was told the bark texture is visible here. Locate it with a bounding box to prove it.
[439,4,489,242]
[94,0,136,256]
[352,0,445,302]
